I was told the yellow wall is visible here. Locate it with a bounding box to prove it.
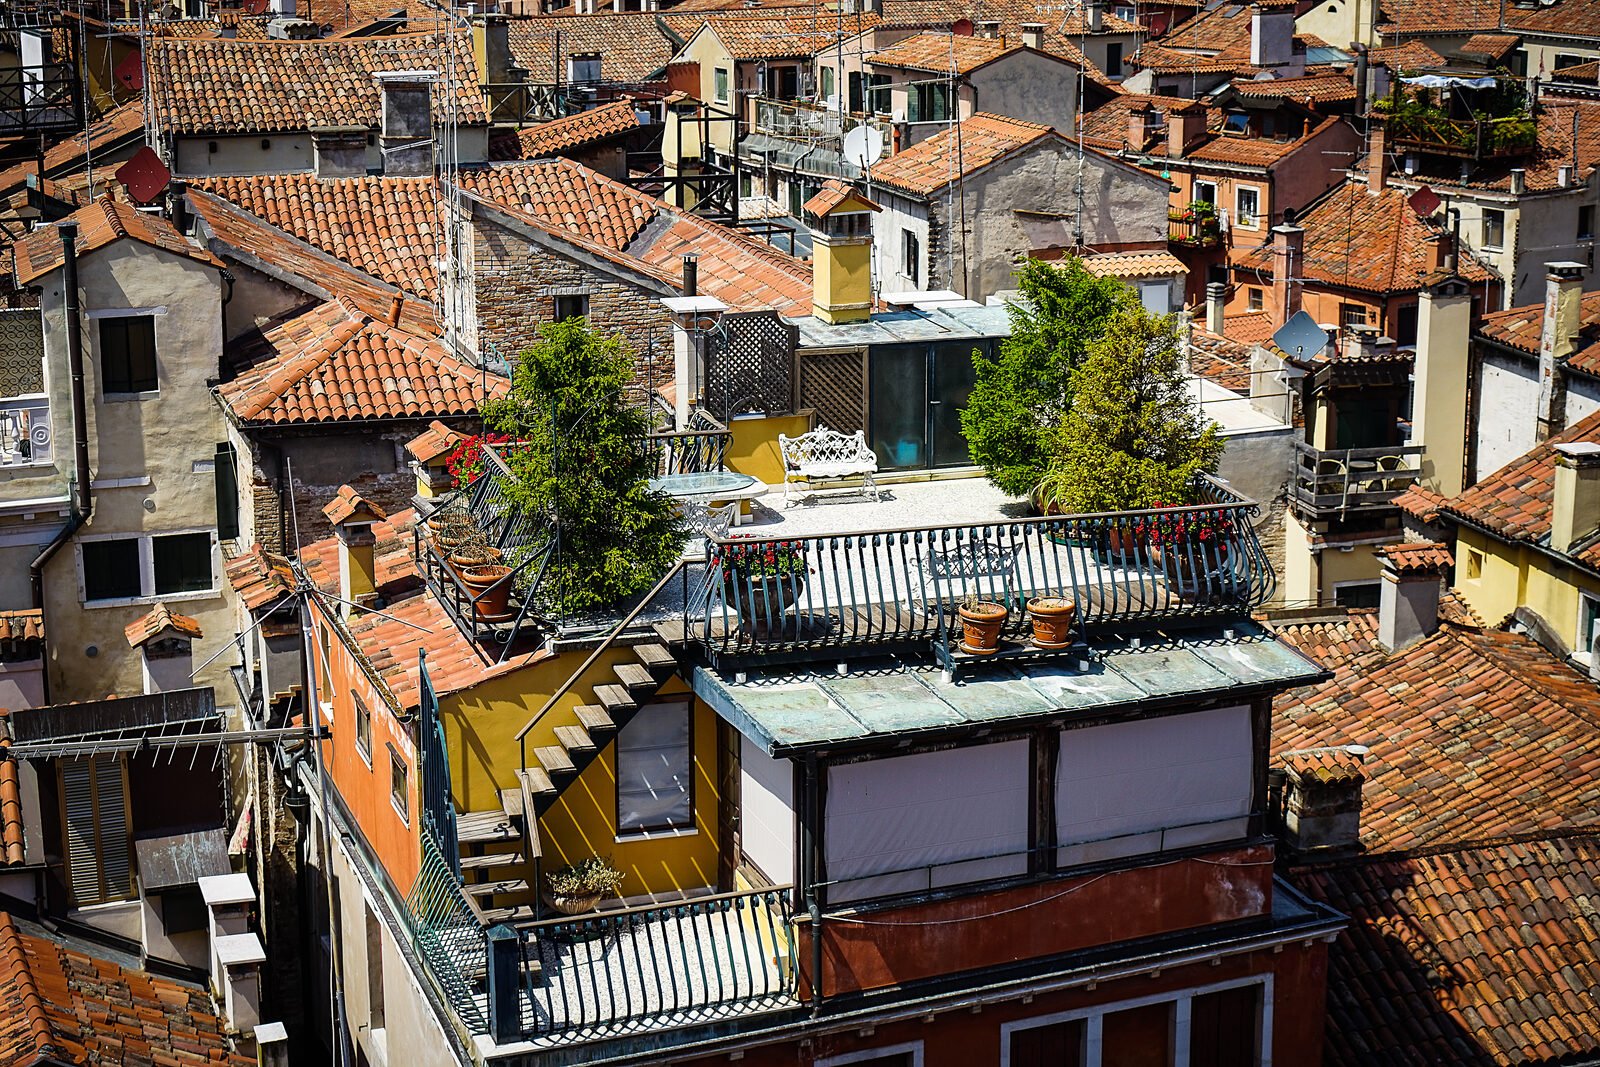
[1319,543,1384,596]
[1457,527,1600,647]
[1282,511,1316,606]
[441,651,723,898]
[726,412,814,485]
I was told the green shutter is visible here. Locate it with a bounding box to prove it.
[214,441,239,541]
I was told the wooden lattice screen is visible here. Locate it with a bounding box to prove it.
[705,312,796,417]
[797,350,865,434]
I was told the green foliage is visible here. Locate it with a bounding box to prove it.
[1036,307,1224,513]
[546,856,625,897]
[959,258,1137,496]
[482,319,685,616]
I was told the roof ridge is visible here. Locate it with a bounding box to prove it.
[0,912,58,1059]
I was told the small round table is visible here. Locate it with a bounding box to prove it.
[647,472,765,526]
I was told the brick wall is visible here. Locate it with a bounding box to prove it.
[471,217,676,397]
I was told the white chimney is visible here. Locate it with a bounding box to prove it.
[1205,280,1225,335]
[374,71,436,177]
[975,19,1000,37]
[1087,0,1104,32]
[1413,276,1473,496]
[215,933,267,1033]
[1021,22,1044,49]
[1538,262,1586,440]
[200,873,255,987]
[1551,442,1600,555]
[1376,543,1449,654]
[1250,1,1295,69]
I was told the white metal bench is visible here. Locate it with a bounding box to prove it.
[777,425,880,507]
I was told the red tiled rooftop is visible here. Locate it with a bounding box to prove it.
[1480,286,1600,373]
[1078,249,1188,280]
[406,419,464,465]
[503,99,641,160]
[703,11,881,59]
[13,198,223,284]
[1391,484,1448,524]
[0,99,146,200]
[507,14,678,84]
[868,31,1018,74]
[1367,40,1446,70]
[1377,540,1453,575]
[0,610,42,646]
[225,544,296,611]
[124,603,204,648]
[1460,31,1520,59]
[1280,748,1367,784]
[323,484,388,526]
[870,113,1055,196]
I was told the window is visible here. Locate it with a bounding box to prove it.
[79,531,216,604]
[99,315,157,395]
[902,229,920,286]
[1193,179,1217,205]
[389,746,409,823]
[152,532,212,593]
[1581,205,1595,240]
[1006,980,1268,1067]
[1010,1020,1085,1067]
[1340,302,1369,329]
[1465,547,1484,581]
[816,1045,922,1067]
[1334,581,1381,608]
[81,538,142,602]
[1482,208,1506,250]
[1234,185,1260,228]
[60,756,132,906]
[1101,1001,1173,1066]
[1104,42,1123,75]
[767,65,800,101]
[1247,287,1264,312]
[1222,110,1250,135]
[355,694,372,764]
[1395,303,1419,347]
[908,82,950,122]
[567,53,601,83]
[820,65,835,102]
[161,887,208,933]
[868,73,892,115]
[617,701,692,834]
[713,67,730,103]
[1580,592,1600,656]
[848,71,864,113]
[1189,985,1261,1066]
[1555,52,1589,71]
[552,294,589,321]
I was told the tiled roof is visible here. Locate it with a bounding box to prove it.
[1127,42,1240,74]
[0,911,253,1065]
[225,544,296,611]
[323,484,388,525]
[218,299,504,426]
[1367,40,1446,70]
[1078,92,1196,155]
[1186,117,1342,167]
[1231,73,1357,105]
[145,31,487,136]
[0,610,42,646]
[803,178,880,216]
[506,14,678,83]
[1478,287,1600,372]
[1460,31,1519,59]
[0,757,22,865]
[1159,1,1257,54]
[867,31,1016,74]
[505,99,641,159]
[869,112,1054,196]
[1377,0,1498,34]
[460,159,654,249]
[14,198,224,284]
[704,11,880,59]
[192,174,441,300]
[1236,181,1495,295]
[0,99,146,200]
[124,603,204,648]
[1186,331,1253,392]
[1281,748,1367,784]
[1271,607,1600,854]
[1392,484,1448,523]
[1377,540,1453,574]
[1077,249,1188,279]
[1441,408,1600,569]
[1297,837,1600,1067]
[406,419,464,464]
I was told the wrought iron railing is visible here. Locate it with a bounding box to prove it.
[1378,110,1538,159]
[407,828,490,1034]
[0,63,79,133]
[0,395,49,468]
[482,82,569,125]
[647,409,731,476]
[1289,442,1423,517]
[753,97,888,145]
[688,476,1273,666]
[1168,213,1221,249]
[517,886,797,1038]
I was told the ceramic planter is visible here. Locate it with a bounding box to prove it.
[1026,596,1077,649]
[460,564,512,621]
[545,892,603,916]
[449,545,504,570]
[958,601,1007,654]
[727,573,806,638]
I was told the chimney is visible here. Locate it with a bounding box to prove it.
[1205,280,1226,334]
[1365,122,1388,192]
[470,13,514,85]
[806,179,881,322]
[1551,442,1600,554]
[1167,102,1206,158]
[1413,276,1473,496]
[1274,747,1367,854]
[255,1023,291,1067]
[374,71,435,177]
[1249,1,1295,69]
[1561,164,1575,188]
[681,253,698,296]
[214,933,266,1032]
[1126,106,1155,151]
[1510,167,1526,195]
[1343,322,1379,360]
[200,873,255,987]
[310,126,368,179]
[322,486,387,615]
[1423,230,1454,273]
[1087,0,1104,32]
[1270,222,1304,329]
[1376,542,1449,653]
[1537,262,1586,440]
[1021,22,1044,49]
[1353,43,1369,114]
[975,19,1001,37]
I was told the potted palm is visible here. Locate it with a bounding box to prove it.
[714,537,809,638]
[958,592,1008,654]
[544,856,625,916]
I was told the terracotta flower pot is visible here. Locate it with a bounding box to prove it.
[544,892,603,916]
[449,545,503,570]
[958,601,1007,655]
[1026,596,1077,649]
[460,564,512,621]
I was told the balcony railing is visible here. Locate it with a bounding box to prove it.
[1380,111,1538,160]
[686,476,1274,669]
[752,97,887,145]
[648,409,731,476]
[1289,442,1423,517]
[1168,212,1221,249]
[0,395,49,469]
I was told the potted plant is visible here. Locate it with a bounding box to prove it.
[448,528,503,571]
[714,537,809,638]
[958,592,1008,654]
[459,563,513,621]
[544,856,625,916]
[445,432,511,490]
[1136,505,1234,591]
[1025,595,1076,649]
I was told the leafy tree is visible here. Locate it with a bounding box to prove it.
[960,258,1137,496]
[1035,306,1223,513]
[483,319,685,615]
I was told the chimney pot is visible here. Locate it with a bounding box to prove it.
[1551,442,1600,554]
[1020,22,1044,49]
[1276,751,1366,853]
[975,19,1000,37]
[682,253,698,296]
[1376,544,1448,653]
[1205,280,1226,335]
[1538,262,1587,439]
[1086,0,1104,32]
[1365,123,1388,191]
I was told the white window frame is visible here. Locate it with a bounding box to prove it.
[75,527,219,609]
[389,744,410,825]
[1234,184,1261,229]
[1577,590,1600,660]
[713,67,731,103]
[567,53,601,83]
[999,974,1273,1067]
[818,1041,925,1067]
[1193,179,1217,205]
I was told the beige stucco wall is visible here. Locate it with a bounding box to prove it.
[1456,526,1600,649]
[33,239,236,703]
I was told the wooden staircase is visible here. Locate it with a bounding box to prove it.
[453,638,681,924]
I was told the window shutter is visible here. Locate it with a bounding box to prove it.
[61,757,131,906]
[62,759,99,904]
[94,759,131,901]
[214,442,239,541]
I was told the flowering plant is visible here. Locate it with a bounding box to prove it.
[712,537,809,582]
[546,856,625,898]
[1133,504,1235,547]
[445,433,512,489]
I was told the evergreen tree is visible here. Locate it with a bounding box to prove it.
[959,258,1137,496]
[483,320,685,615]
[1036,306,1223,513]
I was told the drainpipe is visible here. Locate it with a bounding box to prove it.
[802,754,824,1017]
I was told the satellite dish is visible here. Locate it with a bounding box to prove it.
[842,124,884,169]
[952,16,974,34]
[1272,309,1331,363]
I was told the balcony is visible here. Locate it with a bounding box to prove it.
[1289,442,1423,518]
[0,395,50,470]
[746,99,890,179]
[1169,211,1221,249]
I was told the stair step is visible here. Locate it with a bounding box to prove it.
[535,745,576,776]
[554,724,596,754]
[477,903,537,926]
[460,851,523,872]
[594,683,637,714]
[633,641,676,674]
[613,661,656,693]
[518,766,556,795]
[501,788,526,823]
[466,878,530,899]
[574,704,615,733]
[653,620,688,645]
[457,811,520,845]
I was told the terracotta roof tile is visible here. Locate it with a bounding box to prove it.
[1480,287,1600,372]
[803,178,880,216]
[13,198,224,284]
[870,112,1054,196]
[1231,73,1357,105]
[225,544,296,611]
[1461,32,1520,60]
[459,159,654,249]
[1186,331,1253,392]
[506,14,678,83]
[1271,607,1600,854]
[502,99,641,160]
[1378,0,1498,34]
[124,603,204,648]
[0,610,42,646]
[406,419,464,464]
[145,31,487,136]
[706,11,880,59]
[1367,40,1446,70]
[1377,540,1453,574]
[868,31,1018,74]
[1078,249,1188,279]
[323,483,388,525]
[0,757,22,865]
[1392,483,1449,523]
[218,299,505,426]
[0,100,146,201]
[1281,748,1367,784]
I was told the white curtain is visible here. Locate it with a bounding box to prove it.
[617,701,692,833]
[740,737,796,885]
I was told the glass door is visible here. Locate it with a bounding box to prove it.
[869,344,927,469]
[929,341,977,468]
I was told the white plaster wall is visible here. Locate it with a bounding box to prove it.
[874,193,932,293]
[1473,348,1540,481]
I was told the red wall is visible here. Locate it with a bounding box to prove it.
[801,845,1274,998]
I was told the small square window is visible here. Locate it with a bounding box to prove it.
[99,316,157,395]
[355,695,372,764]
[553,294,589,321]
[389,746,409,823]
[1247,287,1264,312]
[152,532,212,594]
[1465,548,1484,581]
[82,538,142,601]
[1194,180,1217,205]
[1482,208,1506,250]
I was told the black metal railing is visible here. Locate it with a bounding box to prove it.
[1290,442,1423,517]
[688,477,1273,666]
[483,82,569,124]
[648,409,732,476]
[0,64,79,134]
[407,828,490,1034]
[517,886,796,1038]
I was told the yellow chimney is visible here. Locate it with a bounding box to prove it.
[805,180,881,325]
[322,486,387,615]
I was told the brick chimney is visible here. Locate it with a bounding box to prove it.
[322,485,387,615]
[1167,102,1207,159]
[1551,442,1600,555]
[1127,106,1156,151]
[1365,122,1388,192]
[1275,747,1367,854]
[1270,222,1304,329]
[1538,261,1587,441]
[1376,541,1450,654]
[1413,276,1473,496]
